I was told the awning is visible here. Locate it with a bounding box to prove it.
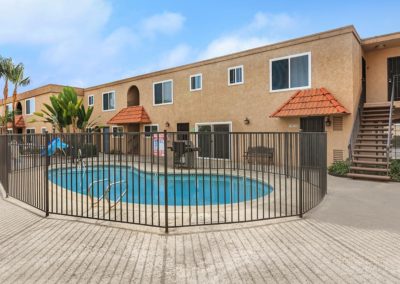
[270,88,350,117]
[107,106,151,125]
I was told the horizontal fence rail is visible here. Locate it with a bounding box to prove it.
[0,131,327,232]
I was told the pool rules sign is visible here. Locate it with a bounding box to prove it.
[152,133,165,157]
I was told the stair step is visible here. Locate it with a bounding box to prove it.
[362,117,390,122]
[356,138,388,142]
[354,149,387,153]
[357,133,388,136]
[350,166,388,173]
[363,109,390,113]
[362,114,390,118]
[361,122,389,127]
[347,173,391,181]
[353,154,387,159]
[359,127,388,132]
[352,160,388,165]
[363,102,391,108]
[355,143,387,147]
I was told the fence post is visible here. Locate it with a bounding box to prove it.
[5,135,9,198]
[299,132,303,218]
[164,130,169,233]
[45,133,49,217]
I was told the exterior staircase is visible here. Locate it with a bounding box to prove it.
[348,103,393,181]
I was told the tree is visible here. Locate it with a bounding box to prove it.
[0,56,13,133]
[9,63,30,131]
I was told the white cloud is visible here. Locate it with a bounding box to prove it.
[199,12,297,60]
[141,12,185,37]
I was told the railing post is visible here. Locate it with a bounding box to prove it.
[45,133,49,217]
[299,132,303,218]
[5,135,9,198]
[164,130,169,233]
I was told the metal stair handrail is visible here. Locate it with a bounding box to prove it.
[348,87,366,160]
[387,75,398,164]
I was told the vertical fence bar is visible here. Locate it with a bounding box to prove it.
[299,132,303,218]
[164,130,169,233]
[45,133,50,216]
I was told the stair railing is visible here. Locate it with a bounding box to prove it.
[348,87,366,160]
[387,75,398,165]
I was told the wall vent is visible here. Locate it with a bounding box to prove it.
[333,116,343,131]
[333,149,344,162]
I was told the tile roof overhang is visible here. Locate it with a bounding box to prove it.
[107,106,151,125]
[270,88,350,118]
[14,115,26,128]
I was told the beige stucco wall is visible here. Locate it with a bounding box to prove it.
[364,46,400,103]
[84,32,358,164]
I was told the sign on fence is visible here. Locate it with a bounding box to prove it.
[153,133,165,157]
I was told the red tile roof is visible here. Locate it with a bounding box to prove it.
[14,115,26,128]
[107,106,151,125]
[270,88,350,117]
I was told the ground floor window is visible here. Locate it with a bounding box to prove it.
[196,122,231,159]
[144,124,159,137]
[112,126,124,138]
[26,128,35,143]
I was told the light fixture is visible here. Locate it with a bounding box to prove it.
[244,117,250,125]
[325,117,331,127]
[374,44,386,49]
[165,121,170,128]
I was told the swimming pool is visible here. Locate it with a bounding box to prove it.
[49,166,273,206]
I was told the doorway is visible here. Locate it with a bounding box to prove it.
[388,56,400,101]
[102,127,110,154]
[177,123,189,140]
[300,117,325,132]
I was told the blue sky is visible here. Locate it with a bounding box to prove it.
[0,0,399,96]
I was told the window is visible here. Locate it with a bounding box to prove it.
[144,124,159,137]
[196,122,231,159]
[88,95,94,107]
[26,128,35,143]
[6,103,12,113]
[41,127,47,134]
[6,128,13,134]
[102,91,115,111]
[25,98,35,115]
[153,80,173,105]
[177,123,190,140]
[270,52,311,91]
[190,74,202,91]
[112,126,124,138]
[228,66,243,85]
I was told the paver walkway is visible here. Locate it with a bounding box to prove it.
[0,176,400,283]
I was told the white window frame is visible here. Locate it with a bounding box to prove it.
[153,80,174,106]
[41,127,47,134]
[88,95,94,107]
[195,121,232,160]
[6,128,13,134]
[269,52,312,93]
[102,91,116,112]
[112,126,124,138]
[144,124,159,138]
[227,65,244,86]
[189,73,202,91]
[26,128,35,134]
[25,98,35,115]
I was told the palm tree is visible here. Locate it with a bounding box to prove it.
[0,57,13,133]
[10,63,30,131]
[77,104,95,131]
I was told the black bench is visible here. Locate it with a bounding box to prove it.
[244,147,274,165]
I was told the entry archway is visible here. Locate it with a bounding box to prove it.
[127,85,140,106]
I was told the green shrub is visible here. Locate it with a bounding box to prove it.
[328,160,350,176]
[390,159,400,182]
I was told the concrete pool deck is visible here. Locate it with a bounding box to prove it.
[0,175,400,283]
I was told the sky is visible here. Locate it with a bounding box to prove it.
[0,0,399,96]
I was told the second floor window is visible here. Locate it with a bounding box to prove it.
[228,66,243,85]
[6,103,12,113]
[190,74,202,91]
[25,98,35,115]
[271,52,311,91]
[88,95,94,106]
[103,91,115,111]
[154,80,173,105]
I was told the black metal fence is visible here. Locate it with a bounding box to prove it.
[0,131,327,232]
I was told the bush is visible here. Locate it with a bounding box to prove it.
[390,159,400,182]
[328,160,350,176]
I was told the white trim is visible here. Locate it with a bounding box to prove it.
[227,65,244,86]
[143,124,159,138]
[189,73,202,91]
[88,95,94,107]
[269,52,311,93]
[153,79,174,106]
[41,127,47,134]
[111,126,124,138]
[25,98,35,115]
[26,127,36,134]
[6,128,13,134]
[102,91,116,111]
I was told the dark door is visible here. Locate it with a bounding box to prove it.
[103,127,110,154]
[388,56,400,101]
[177,123,189,140]
[300,117,325,132]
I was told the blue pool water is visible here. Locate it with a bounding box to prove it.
[48,166,273,206]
